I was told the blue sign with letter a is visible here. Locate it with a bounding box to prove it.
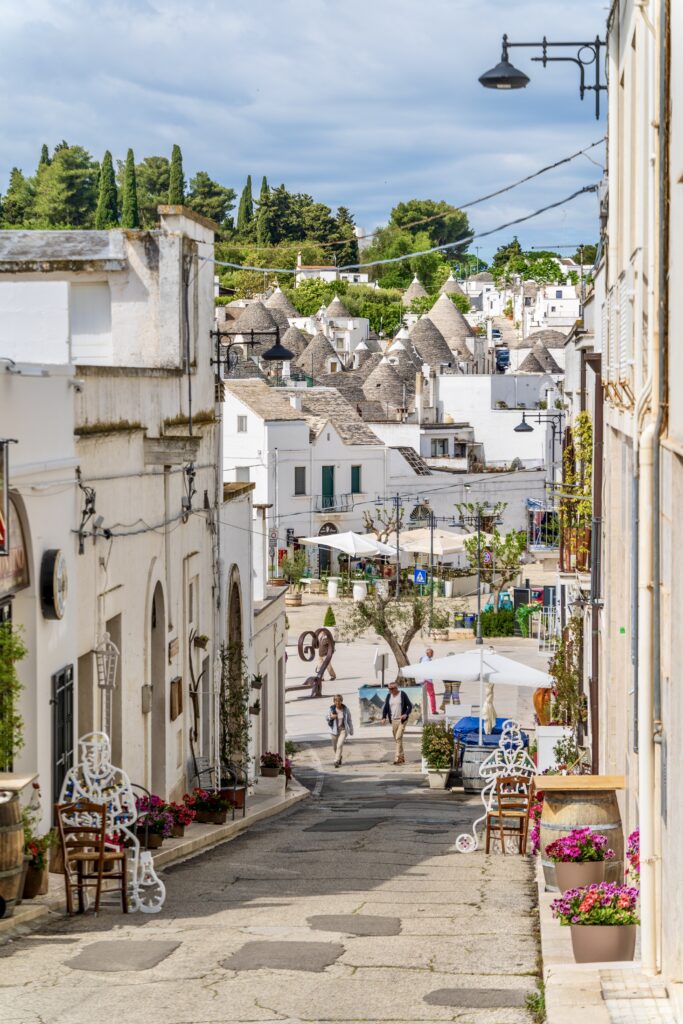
[413,568,428,585]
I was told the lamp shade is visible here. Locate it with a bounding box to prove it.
[514,416,534,433]
[261,341,295,362]
[479,57,530,90]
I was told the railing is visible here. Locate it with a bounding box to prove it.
[314,493,353,512]
[559,524,591,573]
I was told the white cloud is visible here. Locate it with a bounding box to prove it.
[0,0,606,259]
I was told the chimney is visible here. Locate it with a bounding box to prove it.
[289,394,302,411]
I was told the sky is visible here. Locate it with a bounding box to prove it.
[0,0,608,263]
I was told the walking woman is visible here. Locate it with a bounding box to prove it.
[327,694,353,767]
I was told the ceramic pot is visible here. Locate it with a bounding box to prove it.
[260,766,280,778]
[22,863,49,899]
[554,860,606,893]
[570,924,636,963]
[427,770,449,790]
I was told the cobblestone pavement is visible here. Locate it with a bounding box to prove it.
[0,737,540,1024]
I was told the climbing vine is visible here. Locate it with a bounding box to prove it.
[0,622,27,771]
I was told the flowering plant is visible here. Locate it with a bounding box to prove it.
[626,829,640,881]
[22,784,57,869]
[135,795,173,837]
[167,801,196,827]
[183,788,230,812]
[545,827,615,864]
[551,882,640,926]
[530,792,544,856]
[260,751,284,769]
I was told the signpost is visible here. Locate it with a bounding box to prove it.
[413,567,428,586]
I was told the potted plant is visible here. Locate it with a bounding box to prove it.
[250,673,263,691]
[544,827,615,892]
[193,633,210,651]
[260,752,284,778]
[626,829,640,883]
[280,549,308,607]
[249,698,261,716]
[184,788,231,825]
[428,608,450,641]
[421,722,454,789]
[21,804,56,900]
[551,882,639,963]
[135,794,173,848]
[324,606,336,628]
[167,801,196,838]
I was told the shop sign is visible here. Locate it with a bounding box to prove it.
[0,499,29,598]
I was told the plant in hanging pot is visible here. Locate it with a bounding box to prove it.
[551,882,639,963]
[545,827,615,892]
[249,698,261,716]
[421,721,454,789]
[184,788,231,825]
[250,673,263,691]
[166,801,196,838]
[260,751,284,778]
[192,633,210,651]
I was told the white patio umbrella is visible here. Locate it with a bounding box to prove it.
[298,532,395,590]
[400,647,552,743]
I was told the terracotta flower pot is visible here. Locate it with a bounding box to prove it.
[171,824,185,839]
[570,924,636,963]
[533,686,551,726]
[260,766,280,778]
[23,864,49,899]
[221,786,245,809]
[194,810,214,824]
[555,861,606,893]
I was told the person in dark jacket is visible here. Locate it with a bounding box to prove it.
[382,681,413,765]
[327,694,353,767]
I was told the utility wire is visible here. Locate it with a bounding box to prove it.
[203,185,599,276]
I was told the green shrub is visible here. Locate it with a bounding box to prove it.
[421,721,454,770]
[475,609,515,637]
[429,607,450,630]
[323,606,336,627]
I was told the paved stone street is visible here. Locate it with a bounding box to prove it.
[0,732,539,1024]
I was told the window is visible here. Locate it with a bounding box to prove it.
[237,415,248,433]
[351,465,361,494]
[454,443,467,458]
[431,438,449,457]
[550,305,556,312]
[236,467,250,482]
[555,290,563,299]
[329,361,338,373]
[294,466,306,495]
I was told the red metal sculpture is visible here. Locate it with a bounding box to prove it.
[297,627,335,698]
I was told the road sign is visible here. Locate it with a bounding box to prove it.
[413,568,428,585]
[482,548,493,566]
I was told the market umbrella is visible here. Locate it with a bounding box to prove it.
[299,532,394,590]
[399,647,552,742]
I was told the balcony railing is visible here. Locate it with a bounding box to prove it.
[559,524,591,573]
[314,493,353,513]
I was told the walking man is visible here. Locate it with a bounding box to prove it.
[327,694,353,767]
[382,681,413,765]
[420,648,437,716]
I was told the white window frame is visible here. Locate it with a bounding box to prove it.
[237,415,248,433]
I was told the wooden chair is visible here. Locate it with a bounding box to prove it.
[485,775,534,855]
[55,800,128,915]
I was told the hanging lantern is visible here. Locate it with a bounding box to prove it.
[95,632,119,691]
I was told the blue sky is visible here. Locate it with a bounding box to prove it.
[0,0,607,262]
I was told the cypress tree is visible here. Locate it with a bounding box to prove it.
[39,144,50,167]
[95,150,118,228]
[121,149,140,228]
[236,175,253,232]
[168,144,185,204]
[259,175,269,201]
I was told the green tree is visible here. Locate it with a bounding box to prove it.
[491,236,523,274]
[131,155,169,226]
[38,144,50,168]
[236,175,254,232]
[186,171,236,226]
[32,145,98,227]
[168,143,185,204]
[389,198,471,250]
[2,168,35,226]
[259,175,269,202]
[95,150,118,229]
[342,591,428,672]
[572,243,598,265]
[459,514,527,611]
[121,149,140,228]
[334,206,359,267]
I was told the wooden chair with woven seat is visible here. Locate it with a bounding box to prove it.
[485,775,535,855]
[55,799,128,915]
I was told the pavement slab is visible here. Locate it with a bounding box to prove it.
[64,939,181,972]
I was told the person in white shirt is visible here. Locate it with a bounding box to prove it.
[381,681,413,764]
[327,694,353,767]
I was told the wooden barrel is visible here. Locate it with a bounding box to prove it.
[462,745,490,793]
[540,789,624,891]
[0,794,25,919]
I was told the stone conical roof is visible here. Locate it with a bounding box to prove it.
[427,293,474,353]
[267,306,291,334]
[357,351,383,379]
[439,273,466,297]
[402,274,428,307]
[518,351,546,373]
[326,295,351,319]
[409,316,454,367]
[532,341,562,374]
[386,343,422,382]
[231,300,278,343]
[265,286,299,318]
[296,330,338,378]
[362,359,412,407]
[281,325,310,359]
[528,329,567,349]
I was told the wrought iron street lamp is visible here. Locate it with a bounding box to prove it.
[209,325,295,379]
[479,34,607,119]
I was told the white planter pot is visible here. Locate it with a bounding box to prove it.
[352,580,368,602]
[444,581,454,598]
[327,578,339,600]
[257,774,286,799]
[537,725,573,773]
[427,770,449,790]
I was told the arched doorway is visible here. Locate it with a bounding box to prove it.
[150,581,166,795]
[318,522,338,574]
